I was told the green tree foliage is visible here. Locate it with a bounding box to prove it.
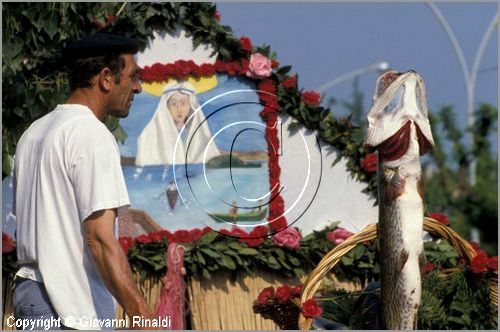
[425,104,498,254]
[2,2,243,178]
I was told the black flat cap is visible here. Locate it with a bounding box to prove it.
[62,33,140,61]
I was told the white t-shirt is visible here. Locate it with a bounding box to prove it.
[13,104,130,330]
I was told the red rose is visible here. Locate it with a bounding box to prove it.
[301,90,321,106]
[175,60,197,78]
[292,284,303,296]
[198,63,215,77]
[190,228,203,242]
[226,61,237,76]
[2,232,15,253]
[135,234,152,245]
[201,227,212,236]
[219,229,232,236]
[260,93,279,109]
[214,60,226,72]
[469,241,487,257]
[231,227,265,247]
[231,227,248,238]
[471,251,489,274]
[428,213,450,226]
[164,63,176,77]
[173,229,192,243]
[258,79,277,94]
[239,58,250,74]
[214,11,221,21]
[118,236,134,254]
[271,59,280,68]
[275,284,293,303]
[301,298,323,318]
[360,153,378,173]
[269,217,287,232]
[149,230,168,242]
[239,36,253,52]
[424,262,435,274]
[158,230,172,240]
[257,286,275,304]
[260,107,275,120]
[488,256,498,271]
[252,225,269,237]
[282,76,297,89]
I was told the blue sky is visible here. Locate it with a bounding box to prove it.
[217,3,498,134]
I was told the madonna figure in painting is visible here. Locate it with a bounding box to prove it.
[136,81,220,166]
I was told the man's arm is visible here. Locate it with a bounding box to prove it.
[84,209,154,322]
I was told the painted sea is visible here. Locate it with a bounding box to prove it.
[124,162,270,231]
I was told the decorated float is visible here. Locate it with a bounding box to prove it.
[2,3,497,330]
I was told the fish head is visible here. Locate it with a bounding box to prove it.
[365,70,434,163]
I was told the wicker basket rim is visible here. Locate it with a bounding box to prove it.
[298,217,498,330]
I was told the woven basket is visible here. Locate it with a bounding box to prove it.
[298,217,498,330]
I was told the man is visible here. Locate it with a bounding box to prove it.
[13,33,155,329]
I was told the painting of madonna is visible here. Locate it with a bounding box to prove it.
[135,81,220,166]
[117,31,271,236]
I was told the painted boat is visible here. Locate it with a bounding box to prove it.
[208,208,267,223]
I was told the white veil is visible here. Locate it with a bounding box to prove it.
[136,81,220,166]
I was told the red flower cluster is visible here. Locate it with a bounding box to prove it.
[118,227,212,253]
[214,11,221,21]
[276,284,293,303]
[239,36,253,52]
[301,298,323,318]
[428,213,450,226]
[119,236,134,254]
[301,90,321,106]
[471,251,498,274]
[219,226,269,247]
[360,153,378,173]
[134,229,170,245]
[257,286,275,304]
[258,79,279,110]
[139,59,255,83]
[468,241,498,274]
[471,251,489,273]
[256,283,303,305]
[171,227,211,243]
[255,76,288,232]
[282,76,297,89]
[268,196,287,232]
[488,256,498,271]
[2,232,15,253]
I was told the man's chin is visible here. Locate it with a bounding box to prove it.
[109,109,130,119]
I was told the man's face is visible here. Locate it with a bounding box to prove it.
[107,54,142,118]
[167,91,191,130]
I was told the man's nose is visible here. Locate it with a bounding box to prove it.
[133,80,142,94]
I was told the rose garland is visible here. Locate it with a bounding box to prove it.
[3,213,498,282]
[138,38,312,233]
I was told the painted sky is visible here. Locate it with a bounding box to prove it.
[217,2,498,133]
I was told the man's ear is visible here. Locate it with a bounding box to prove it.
[98,67,114,92]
